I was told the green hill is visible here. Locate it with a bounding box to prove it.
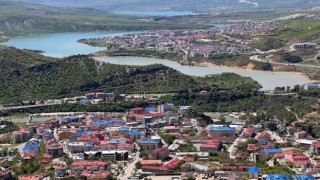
[0,47,260,102]
[0,0,202,41]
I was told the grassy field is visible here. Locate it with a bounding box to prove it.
[253,19,320,50]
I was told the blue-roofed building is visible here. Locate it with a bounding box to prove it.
[266,174,290,180]
[248,167,259,179]
[209,127,236,141]
[22,140,40,153]
[262,148,282,154]
[109,139,126,144]
[145,107,157,112]
[139,139,161,151]
[304,84,320,90]
[91,120,113,127]
[293,175,316,180]
[80,99,90,104]
[67,115,78,120]
[119,127,129,131]
[129,131,145,141]
[76,130,92,137]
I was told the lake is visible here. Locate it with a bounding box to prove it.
[94,56,311,90]
[3,32,312,90]
[111,11,194,16]
[3,32,130,58]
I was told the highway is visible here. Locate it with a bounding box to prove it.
[250,55,320,69]
[0,103,60,110]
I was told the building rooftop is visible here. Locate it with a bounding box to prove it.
[210,127,236,131]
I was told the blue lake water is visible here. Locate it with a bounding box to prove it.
[112,11,194,16]
[3,32,312,90]
[4,32,129,58]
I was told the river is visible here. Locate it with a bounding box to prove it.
[111,11,194,16]
[3,32,312,90]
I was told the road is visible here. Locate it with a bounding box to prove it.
[119,151,141,180]
[250,55,320,69]
[0,103,60,110]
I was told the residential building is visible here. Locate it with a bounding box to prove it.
[141,160,162,166]
[266,174,290,180]
[284,151,311,167]
[248,167,259,180]
[0,170,12,180]
[151,147,169,160]
[257,131,271,145]
[139,139,161,151]
[47,143,64,158]
[209,127,236,141]
[311,141,320,154]
[71,161,108,176]
[295,131,307,139]
[199,140,223,151]
[243,127,255,138]
[294,43,317,50]
[235,153,246,162]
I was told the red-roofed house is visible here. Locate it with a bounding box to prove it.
[141,160,162,166]
[235,153,246,162]
[295,131,307,139]
[151,147,169,160]
[71,161,108,176]
[19,173,46,180]
[274,153,284,159]
[257,131,271,145]
[200,140,222,151]
[142,166,168,174]
[163,126,180,133]
[247,144,259,153]
[311,141,320,154]
[0,170,12,180]
[286,126,295,134]
[40,154,53,164]
[163,159,181,169]
[243,127,256,138]
[284,151,311,167]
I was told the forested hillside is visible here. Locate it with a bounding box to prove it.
[0,47,260,102]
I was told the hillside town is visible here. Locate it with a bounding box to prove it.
[84,21,276,61]
[1,92,320,180]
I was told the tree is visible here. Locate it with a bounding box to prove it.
[135,162,142,169]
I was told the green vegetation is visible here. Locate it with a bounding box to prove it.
[253,38,284,51]
[0,47,260,102]
[13,142,46,178]
[253,19,320,51]
[0,121,19,134]
[0,1,206,39]
[284,53,303,63]
[18,0,320,14]
[177,144,197,152]
[160,89,317,124]
[156,130,176,145]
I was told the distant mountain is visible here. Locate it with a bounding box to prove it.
[13,0,320,13]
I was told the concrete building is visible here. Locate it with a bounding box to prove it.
[311,141,320,154]
[158,103,174,113]
[151,147,169,160]
[294,43,317,50]
[101,150,128,161]
[139,139,161,151]
[0,170,12,180]
[47,143,64,158]
[71,161,109,176]
[295,131,307,139]
[68,142,85,153]
[209,127,236,141]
